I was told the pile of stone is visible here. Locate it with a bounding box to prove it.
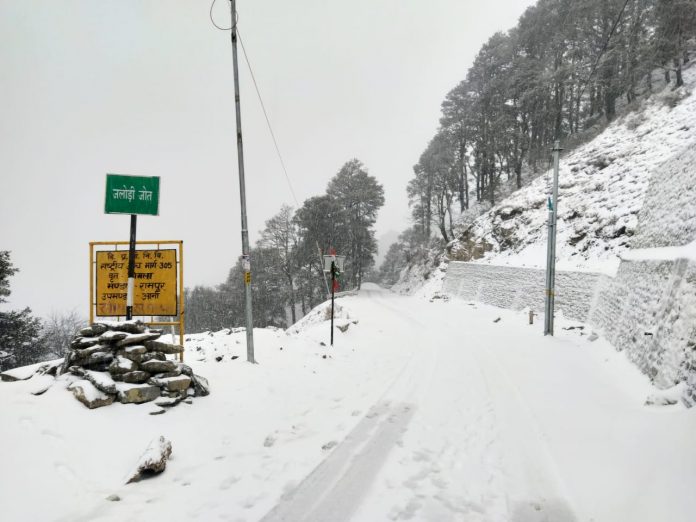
[61,320,209,411]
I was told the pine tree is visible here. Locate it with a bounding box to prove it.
[326,160,385,289]
[0,251,45,370]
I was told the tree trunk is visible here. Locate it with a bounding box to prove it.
[464,158,469,210]
[287,275,296,324]
[675,58,683,87]
[515,161,522,190]
[425,173,432,239]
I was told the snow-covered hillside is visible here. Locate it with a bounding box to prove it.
[448,65,696,276]
[2,287,695,522]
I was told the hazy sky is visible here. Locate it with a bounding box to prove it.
[0,0,536,317]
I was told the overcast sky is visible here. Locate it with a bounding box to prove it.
[0,0,536,318]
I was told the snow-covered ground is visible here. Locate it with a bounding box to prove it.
[1,284,694,521]
[449,64,696,276]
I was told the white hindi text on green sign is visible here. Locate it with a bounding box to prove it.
[104,174,160,216]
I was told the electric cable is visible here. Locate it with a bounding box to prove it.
[209,0,231,31]
[209,0,300,208]
[237,28,300,207]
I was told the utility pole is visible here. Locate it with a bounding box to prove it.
[229,0,255,363]
[544,141,562,336]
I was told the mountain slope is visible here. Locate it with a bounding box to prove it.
[448,65,696,276]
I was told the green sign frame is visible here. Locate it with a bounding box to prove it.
[105,174,160,216]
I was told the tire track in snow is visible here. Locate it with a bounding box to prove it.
[354,316,511,521]
[261,287,433,521]
[472,348,578,521]
[260,401,416,522]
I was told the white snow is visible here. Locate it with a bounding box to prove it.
[1,284,694,521]
[623,239,696,262]
[0,359,62,381]
[449,64,696,276]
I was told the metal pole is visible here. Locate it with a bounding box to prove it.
[544,141,562,335]
[330,261,335,346]
[126,214,137,321]
[230,0,255,363]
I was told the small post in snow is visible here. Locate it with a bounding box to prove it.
[544,141,562,336]
[323,250,344,347]
[330,260,336,346]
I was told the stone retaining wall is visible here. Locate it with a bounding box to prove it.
[444,259,696,405]
[443,262,607,322]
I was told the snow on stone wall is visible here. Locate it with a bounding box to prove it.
[590,141,696,404]
[445,259,696,404]
[631,144,696,249]
[590,259,696,399]
[443,262,607,322]
[594,138,696,404]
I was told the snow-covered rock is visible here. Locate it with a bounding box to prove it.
[117,383,161,404]
[126,436,172,484]
[69,380,115,409]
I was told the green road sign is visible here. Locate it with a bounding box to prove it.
[105,174,160,216]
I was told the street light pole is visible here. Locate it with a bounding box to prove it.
[229,0,255,362]
[544,141,562,336]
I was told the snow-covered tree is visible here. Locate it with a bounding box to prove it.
[0,251,46,370]
[326,159,385,289]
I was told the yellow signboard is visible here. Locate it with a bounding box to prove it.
[95,249,177,317]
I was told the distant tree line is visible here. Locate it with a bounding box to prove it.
[406,0,695,245]
[185,159,384,333]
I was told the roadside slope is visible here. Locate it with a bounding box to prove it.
[448,65,696,276]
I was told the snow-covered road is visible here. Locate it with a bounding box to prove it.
[264,286,574,521]
[264,285,693,521]
[1,284,694,521]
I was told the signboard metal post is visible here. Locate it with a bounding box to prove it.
[323,252,344,347]
[104,173,160,321]
[127,215,136,320]
[331,261,336,346]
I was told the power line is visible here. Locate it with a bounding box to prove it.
[237,29,300,207]
[209,0,231,31]
[209,0,300,208]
